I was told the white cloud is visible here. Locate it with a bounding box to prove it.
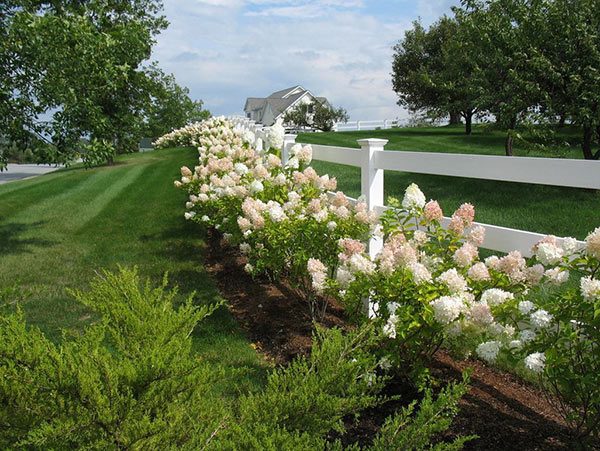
[193,0,242,7]
[153,0,458,119]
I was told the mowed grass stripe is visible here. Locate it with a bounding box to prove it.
[6,164,145,234]
[0,165,147,294]
[0,166,75,198]
[0,148,267,395]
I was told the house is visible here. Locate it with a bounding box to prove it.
[243,85,330,126]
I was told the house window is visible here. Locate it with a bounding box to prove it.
[307,104,314,114]
[246,112,251,118]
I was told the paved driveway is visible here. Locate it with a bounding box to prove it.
[0,164,62,184]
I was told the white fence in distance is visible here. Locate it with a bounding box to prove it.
[281,134,599,258]
[333,119,407,132]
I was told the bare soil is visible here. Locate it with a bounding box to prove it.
[204,233,583,450]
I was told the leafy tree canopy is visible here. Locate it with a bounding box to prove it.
[144,65,211,139]
[284,101,349,132]
[0,0,210,168]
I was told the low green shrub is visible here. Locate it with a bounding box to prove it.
[82,138,116,167]
[0,268,471,450]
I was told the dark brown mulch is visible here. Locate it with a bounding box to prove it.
[203,233,580,450]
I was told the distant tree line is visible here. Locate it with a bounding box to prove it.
[0,0,209,169]
[392,0,600,159]
[284,101,349,132]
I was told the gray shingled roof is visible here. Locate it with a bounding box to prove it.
[267,86,301,98]
[244,86,329,125]
[244,97,266,111]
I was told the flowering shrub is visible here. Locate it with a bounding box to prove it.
[163,117,600,441]
[240,188,375,319]
[311,184,547,382]
[481,228,600,443]
[169,117,375,320]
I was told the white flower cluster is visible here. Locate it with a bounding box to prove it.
[581,276,600,301]
[401,183,426,210]
[430,296,466,325]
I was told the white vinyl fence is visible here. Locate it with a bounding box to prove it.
[228,116,598,258]
[280,135,599,258]
[333,119,407,132]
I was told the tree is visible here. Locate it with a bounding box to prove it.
[0,2,49,169]
[456,0,600,159]
[30,1,168,160]
[144,66,211,139]
[540,0,600,160]
[0,1,210,166]
[454,0,554,154]
[391,17,480,135]
[284,101,348,132]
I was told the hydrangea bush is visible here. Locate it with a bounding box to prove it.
[170,117,375,320]
[487,227,600,443]
[311,184,547,382]
[161,117,600,442]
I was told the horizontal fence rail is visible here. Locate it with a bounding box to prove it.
[374,150,600,190]
[310,144,363,167]
[280,134,595,258]
[333,119,408,131]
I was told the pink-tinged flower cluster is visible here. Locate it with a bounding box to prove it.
[377,234,418,274]
[307,258,327,293]
[453,242,478,267]
[486,250,527,283]
[437,269,469,294]
[585,227,600,259]
[448,203,475,235]
[467,262,490,281]
[423,200,443,222]
[339,238,366,261]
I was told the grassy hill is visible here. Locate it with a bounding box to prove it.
[299,126,600,240]
[0,148,266,394]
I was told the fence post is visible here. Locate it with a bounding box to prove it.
[282,134,297,166]
[383,119,388,129]
[255,128,264,152]
[357,138,388,317]
[357,121,361,131]
[357,139,387,259]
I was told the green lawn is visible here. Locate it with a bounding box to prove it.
[0,148,267,395]
[300,124,582,158]
[300,126,600,240]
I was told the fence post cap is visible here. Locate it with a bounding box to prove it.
[357,138,388,147]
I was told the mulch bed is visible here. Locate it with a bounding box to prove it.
[203,232,584,450]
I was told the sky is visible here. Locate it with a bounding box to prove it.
[152,0,459,121]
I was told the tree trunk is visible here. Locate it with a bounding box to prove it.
[449,111,461,125]
[464,111,473,135]
[558,113,566,128]
[505,133,514,156]
[582,125,596,160]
